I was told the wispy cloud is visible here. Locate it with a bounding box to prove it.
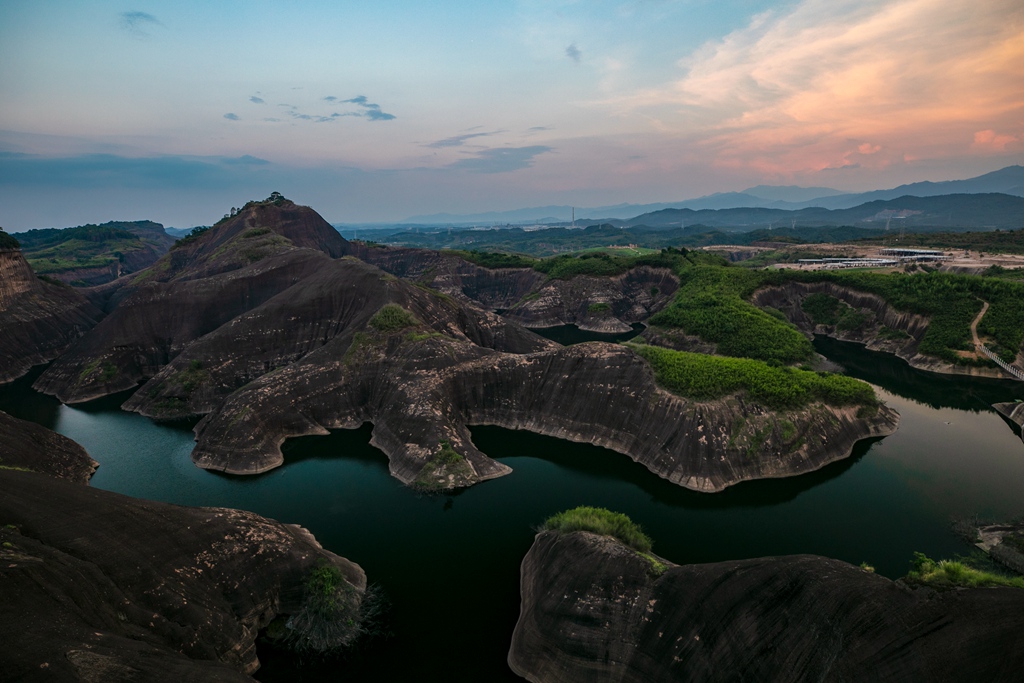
[343,96,396,121]
[426,131,503,148]
[617,0,1024,176]
[223,113,240,121]
[565,43,582,63]
[448,146,553,173]
[119,11,163,37]
[249,96,265,104]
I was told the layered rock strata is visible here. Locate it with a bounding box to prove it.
[993,401,1024,440]
[750,280,1011,378]
[190,339,897,492]
[0,248,102,384]
[509,530,1024,683]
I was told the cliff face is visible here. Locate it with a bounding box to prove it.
[993,401,1024,439]
[509,531,1024,683]
[0,415,365,682]
[0,248,103,384]
[501,267,678,333]
[190,339,896,492]
[0,409,98,483]
[750,280,1008,378]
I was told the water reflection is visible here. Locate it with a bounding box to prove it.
[814,335,1024,411]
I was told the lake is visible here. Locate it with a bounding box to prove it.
[2,334,1023,681]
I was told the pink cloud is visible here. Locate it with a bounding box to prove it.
[615,0,1024,178]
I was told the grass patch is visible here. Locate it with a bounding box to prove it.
[629,343,876,410]
[542,506,653,553]
[369,304,418,332]
[412,440,474,491]
[906,552,1024,589]
[587,302,611,314]
[878,325,912,341]
[450,250,536,269]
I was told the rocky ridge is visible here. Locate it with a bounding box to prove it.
[509,530,1024,682]
[0,414,365,682]
[0,247,103,384]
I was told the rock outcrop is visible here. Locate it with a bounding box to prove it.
[32,198,353,403]
[0,417,365,682]
[509,530,1024,682]
[190,338,897,492]
[0,409,98,483]
[993,401,1024,440]
[0,248,103,384]
[750,280,1009,378]
[500,267,678,333]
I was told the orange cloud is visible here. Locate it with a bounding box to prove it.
[618,0,1024,177]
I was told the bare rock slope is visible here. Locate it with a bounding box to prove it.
[0,417,365,682]
[510,530,1024,683]
[0,247,102,384]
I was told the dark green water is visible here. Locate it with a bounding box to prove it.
[3,337,1024,681]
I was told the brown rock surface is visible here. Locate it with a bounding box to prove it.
[0,464,364,681]
[0,248,103,384]
[0,409,98,483]
[509,530,1024,683]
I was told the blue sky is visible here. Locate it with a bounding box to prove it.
[1,0,1021,229]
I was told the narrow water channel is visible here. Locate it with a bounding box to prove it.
[2,335,1023,681]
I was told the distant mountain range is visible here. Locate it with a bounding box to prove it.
[398,165,1024,225]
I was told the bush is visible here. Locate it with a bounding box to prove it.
[543,506,652,553]
[452,250,536,269]
[649,266,813,364]
[286,562,363,653]
[906,552,1024,589]
[0,230,20,250]
[629,343,876,410]
[369,304,418,332]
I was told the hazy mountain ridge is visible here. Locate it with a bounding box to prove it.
[394,165,1024,225]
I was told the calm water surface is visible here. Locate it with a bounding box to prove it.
[3,336,1024,681]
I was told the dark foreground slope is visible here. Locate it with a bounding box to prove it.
[0,419,365,682]
[510,530,1024,683]
[0,409,97,482]
[0,246,102,384]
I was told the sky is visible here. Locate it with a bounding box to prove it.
[1,0,1022,229]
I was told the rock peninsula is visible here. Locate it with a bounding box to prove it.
[509,529,1024,682]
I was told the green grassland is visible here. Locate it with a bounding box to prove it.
[628,343,876,410]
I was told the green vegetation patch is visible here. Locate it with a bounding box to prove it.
[0,230,20,250]
[413,440,474,491]
[650,266,813,364]
[801,293,842,326]
[906,552,1024,589]
[286,560,362,653]
[450,250,536,269]
[629,343,876,410]
[168,360,209,394]
[587,302,611,314]
[369,304,418,332]
[543,506,653,554]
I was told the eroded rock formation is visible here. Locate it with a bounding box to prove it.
[0,409,98,483]
[0,417,365,682]
[190,336,897,492]
[750,280,1009,378]
[509,530,1024,682]
[994,401,1024,440]
[0,247,102,384]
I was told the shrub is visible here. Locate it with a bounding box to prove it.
[369,304,418,332]
[906,552,1024,589]
[543,506,653,553]
[629,343,876,410]
[286,561,363,653]
[587,302,611,314]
